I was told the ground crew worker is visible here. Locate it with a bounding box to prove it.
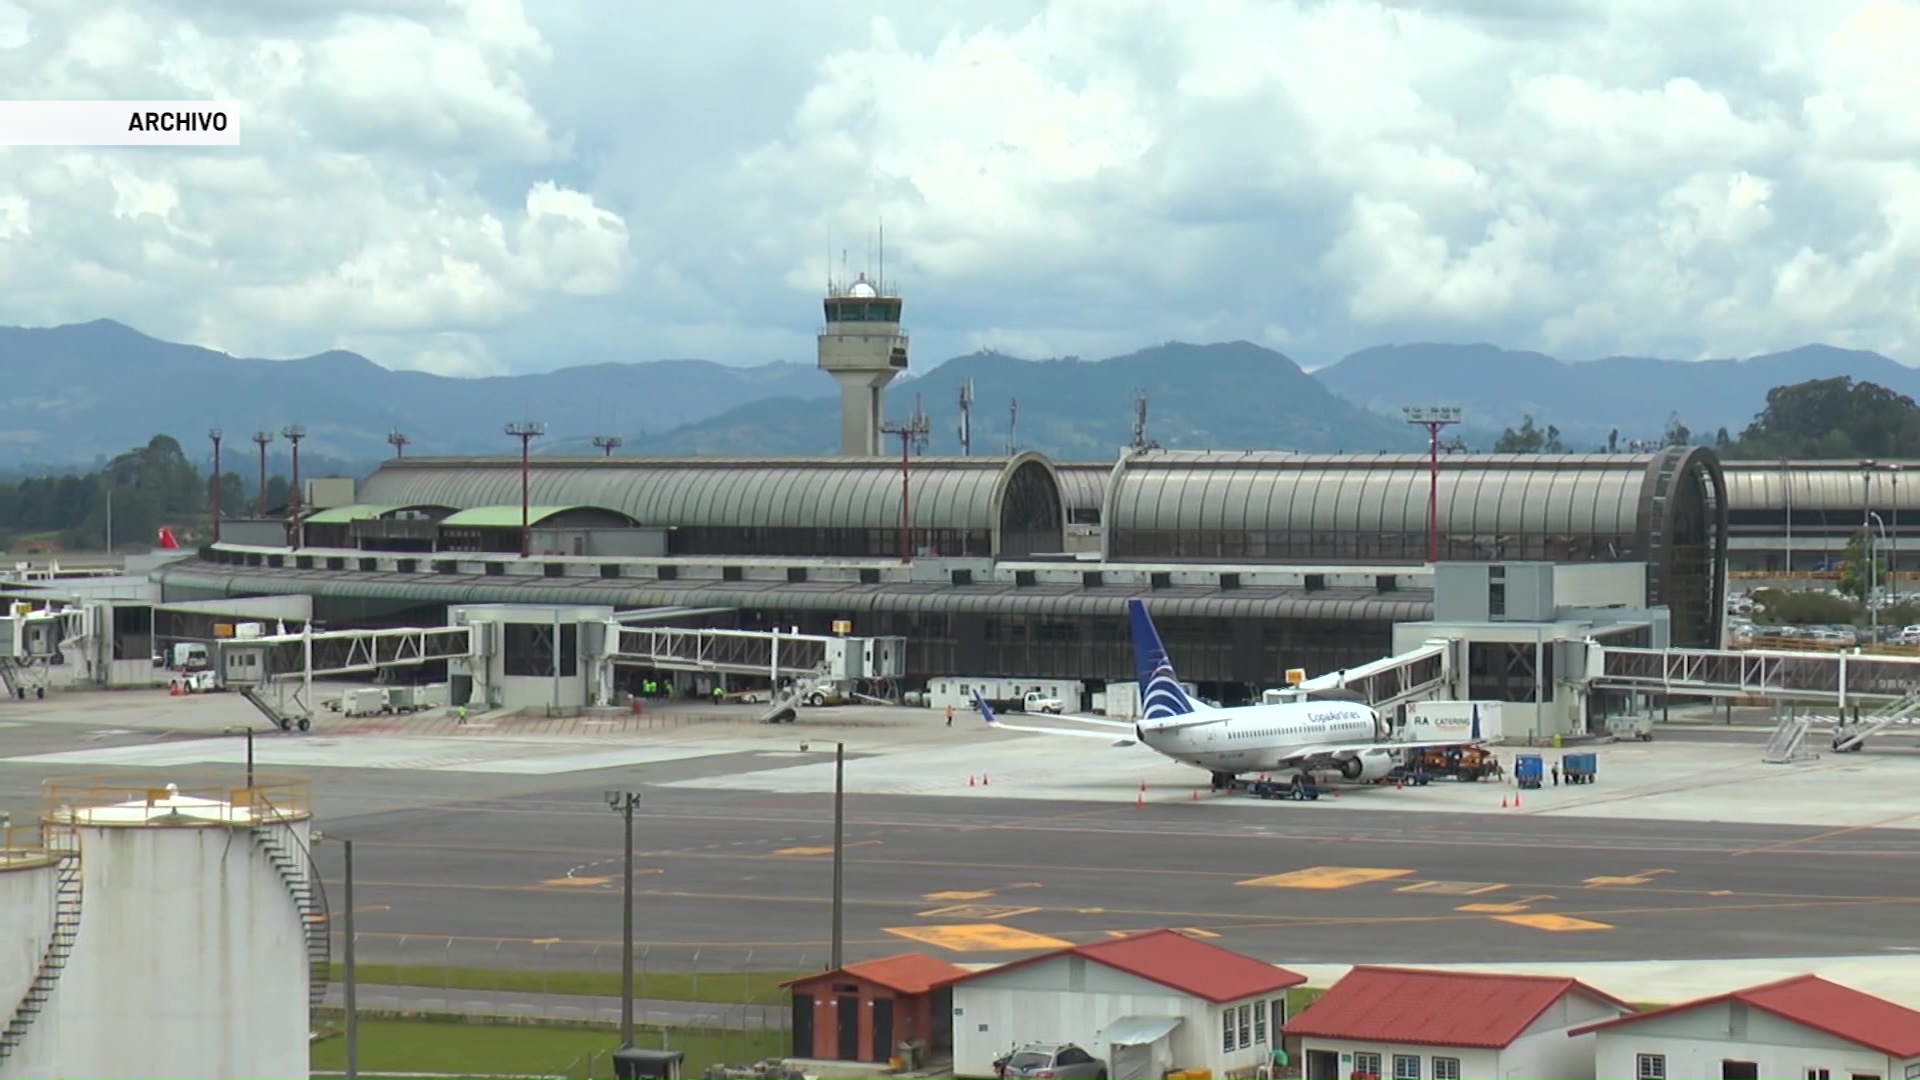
[946,704,955,726]
[455,704,467,726]
[712,685,724,703]
[1551,762,1561,786]
[643,678,656,698]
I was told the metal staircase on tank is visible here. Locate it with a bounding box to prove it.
[0,824,84,1063]
[249,805,331,1018]
[1832,686,1920,753]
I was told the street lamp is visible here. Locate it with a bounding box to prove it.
[281,425,306,550]
[1401,406,1462,564]
[505,422,545,558]
[605,790,640,1049]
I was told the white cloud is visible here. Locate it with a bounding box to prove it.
[5,0,1920,375]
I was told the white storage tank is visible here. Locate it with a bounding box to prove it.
[0,778,321,1080]
[0,826,63,1072]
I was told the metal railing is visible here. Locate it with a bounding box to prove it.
[40,774,312,824]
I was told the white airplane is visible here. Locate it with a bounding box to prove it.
[972,598,1484,789]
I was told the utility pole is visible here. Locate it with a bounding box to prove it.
[208,430,223,544]
[880,414,930,564]
[343,838,359,1080]
[592,435,624,457]
[605,791,641,1048]
[386,429,409,458]
[281,425,306,549]
[251,431,273,517]
[506,422,545,558]
[1401,406,1462,564]
[831,741,845,969]
[1006,398,1019,456]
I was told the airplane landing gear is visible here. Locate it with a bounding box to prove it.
[1210,771,1236,791]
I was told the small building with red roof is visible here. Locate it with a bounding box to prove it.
[782,953,971,1067]
[1285,966,1633,1080]
[1569,974,1920,1080]
[942,929,1306,1079]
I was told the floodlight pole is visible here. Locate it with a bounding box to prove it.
[880,417,929,563]
[592,435,624,457]
[506,422,545,558]
[251,431,273,517]
[831,741,846,968]
[281,425,306,550]
[1402,407,1461,564]
[208,429,223,544]
[387,429,409,458]
[607,791,640,1048]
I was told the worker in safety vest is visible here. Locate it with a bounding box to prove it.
[455,704,467,725]
[712,685,724,703]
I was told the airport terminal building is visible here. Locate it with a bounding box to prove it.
[1720,459,1920,573]
[155,446,1728,696]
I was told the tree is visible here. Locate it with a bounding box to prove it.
[1495,415,1567,453]
[1663,413,1691,448]
[1722,377,1920,460]
[1751,587,1858,625]
[1838,528,1890,603]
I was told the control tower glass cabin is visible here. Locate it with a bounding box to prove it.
[818,272,910,456]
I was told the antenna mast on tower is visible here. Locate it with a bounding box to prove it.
[1129,389,1156,451]
[1006,398,1019,456]
[909,393,930,455]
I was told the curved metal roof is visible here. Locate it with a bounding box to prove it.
[1720,460,1920,512]
[156,562,1433,623]
[1103,450,1675,543]
[1053,463,1114,514]
[357,453,1065,540]
[438,505,635,529]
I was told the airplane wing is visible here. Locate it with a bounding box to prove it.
[972,692,1136,747]
[1272,737,1479,769]
[1047,711,1136,731]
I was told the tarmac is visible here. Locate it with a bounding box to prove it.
[2,690,1919,1006]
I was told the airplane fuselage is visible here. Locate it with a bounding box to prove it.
[1137,700,1384,774]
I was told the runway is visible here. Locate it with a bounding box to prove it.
[4,692,1920,975]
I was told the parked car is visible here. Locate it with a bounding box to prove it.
[996,1042,1107,1079]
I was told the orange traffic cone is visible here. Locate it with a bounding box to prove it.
[982,774,989,786]
[170,682,183,697]
[968,775,975,787]
[1500,796,1509,809]
[1135,793,1144,810]
[1190,789,1199,801]
[1514,793,1522,807]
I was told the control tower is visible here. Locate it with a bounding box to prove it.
[819,270,909,456]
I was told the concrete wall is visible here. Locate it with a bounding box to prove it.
[1593,1004,1911,1080]
[1298,1038,1499,1080]
[1553,562,1647,609]
[529,527,669,558]
[0,856,57,1072]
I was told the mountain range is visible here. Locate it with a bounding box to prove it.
[0,319,1915,470]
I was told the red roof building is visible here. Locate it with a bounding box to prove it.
[944,930,1307,1080]
[783,953,970,1067]
[1570,974,1920,1080]
[1286,966,1633,1080]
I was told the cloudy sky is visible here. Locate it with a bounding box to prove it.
[0,0,1916,376]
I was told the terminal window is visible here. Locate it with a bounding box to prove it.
[502,623,578,678]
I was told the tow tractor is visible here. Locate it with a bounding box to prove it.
[1224,775,1322,801]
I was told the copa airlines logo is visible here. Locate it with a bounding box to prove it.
[1141,661,1194,721]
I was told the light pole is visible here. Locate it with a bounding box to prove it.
[592,435,623,457]
[605,790,640,1049]
[251,431,273,517]
[880,416,930,564]
[1891,464,1902,591]
[505,422,545,558]
[208,429,223,545]
[1868,512,1891,640]
[831,741,845,969]
[1401,406,1462,564]
[282,425,306,549]
[387,429,410,458]
[1781,456,1794,573]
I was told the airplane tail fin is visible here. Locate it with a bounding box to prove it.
[156,526,179,550]
[1127,599,1202,722]
[970,690,1000,726]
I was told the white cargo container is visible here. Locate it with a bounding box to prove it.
[341,687,390,717]
[1405,700,1504,744]
[924,677,1085,713]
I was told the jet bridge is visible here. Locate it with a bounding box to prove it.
[608,626,907,683]
[217,625,476,731]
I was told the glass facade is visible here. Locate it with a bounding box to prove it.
[823,298,902,323]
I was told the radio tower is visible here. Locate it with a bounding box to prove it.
[956,379,974,456]
[1129,390,1157,451]
[387,429,410,457]
[592,435,624,457]
[251,431,273,517]
[909,394,931,456]
[1006,398,1019,455]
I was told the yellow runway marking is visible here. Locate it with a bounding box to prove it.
[885,923,1070,952]
[1496,913,1613,932]
[1238,867,1415,890]
[541,876,612,886]
[922,890,997,902]
[773,847,833,856]
[1457,902,1530,914]
[1173,927,1220,938]
[1397,881,1507,896]
[917,904,1040,920]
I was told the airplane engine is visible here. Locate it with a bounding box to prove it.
[1338,751,1395,782]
